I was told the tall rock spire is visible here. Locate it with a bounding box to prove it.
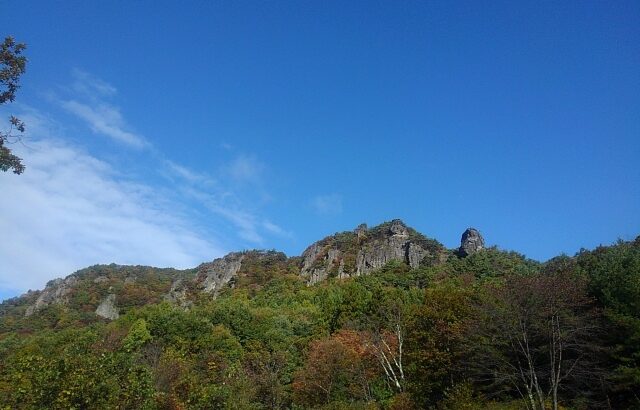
[459,228,485,256]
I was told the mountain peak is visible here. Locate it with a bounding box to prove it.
[300,219,446,284]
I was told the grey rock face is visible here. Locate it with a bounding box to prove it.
[355,231,427,275]
[196,252,245,295]
[301,219,445,285]
[354,223,368,239]
[93,275,109,284]
[95,293,119,320]
[195,250,287,295]
[300,243,323,283]
[389,219,409,237]
[164,279,192,309]
[25,276,78,316]
[459,228,485,256]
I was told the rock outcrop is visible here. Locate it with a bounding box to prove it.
[164,278,192,309]
[354,223,368,239]
[25,276,78,316]
[459,228,485,256]
[194,250,289,295]
[95,293,119,320]
[300,241,344,284]
[195,252,245,294]
[300,219,446,284]
[20,265,186,318]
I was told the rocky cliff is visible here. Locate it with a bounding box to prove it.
[192,250,292,294]
[16,264,188,319]
[24,275,79,316]
[196,252,246,294]
[300,219,448,284]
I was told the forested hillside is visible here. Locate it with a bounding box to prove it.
[1,221,639,409]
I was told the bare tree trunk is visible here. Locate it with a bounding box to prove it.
[368,302,407,393]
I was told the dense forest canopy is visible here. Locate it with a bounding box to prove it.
[1,222,639,409]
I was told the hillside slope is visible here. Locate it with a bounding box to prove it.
[1,223,639,409]
[1,219,456,327]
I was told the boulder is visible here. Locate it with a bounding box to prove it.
[95,293,119,320]
[459,228,485,256]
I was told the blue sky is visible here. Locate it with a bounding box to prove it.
[1,1,639,299]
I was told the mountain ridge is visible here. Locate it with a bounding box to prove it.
[1,219,482,320]
[2,223,639,409]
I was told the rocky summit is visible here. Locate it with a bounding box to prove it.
[459,227,485,256]
[300,219,447,284]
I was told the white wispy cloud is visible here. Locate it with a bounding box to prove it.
[180,186,265,244]
[262,220,292,238]
[168,154,280,244]
[55,70,147,148]
[71,68,117,98]
[58,71,272,242]
[0,137,224,292]
[311,193,343,216]
[61,100,147,148]
[164,160,217,186]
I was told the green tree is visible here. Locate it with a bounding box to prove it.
[0,36,27,174]
[405,280,473,408]
[576,237,640,407]
[123,318,152,352]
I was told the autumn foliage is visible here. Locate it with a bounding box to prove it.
[1,237,639,408]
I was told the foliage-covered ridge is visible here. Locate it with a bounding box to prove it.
[2,226,640,409]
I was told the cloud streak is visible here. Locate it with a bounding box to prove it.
[0,138,223,292]
[58,71,274,242]
[61,100,148,148]
[57,70,147,148]
[71,68,117,98]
